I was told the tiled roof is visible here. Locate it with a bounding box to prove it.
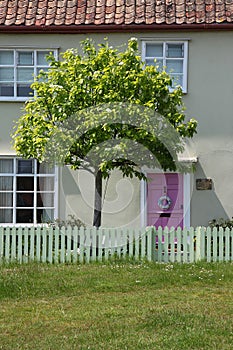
[0,0,233,31]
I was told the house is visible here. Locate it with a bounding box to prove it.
[0,0,233,228]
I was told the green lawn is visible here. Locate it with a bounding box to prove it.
[0,261,233,350]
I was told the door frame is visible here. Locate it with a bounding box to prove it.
[140,170,191,228]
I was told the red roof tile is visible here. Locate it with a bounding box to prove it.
[0,0,233,31]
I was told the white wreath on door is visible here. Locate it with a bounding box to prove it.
[157,195,172,210]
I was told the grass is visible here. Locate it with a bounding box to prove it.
[0,261,233,349]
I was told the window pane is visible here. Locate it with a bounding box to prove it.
[166,60,183,74]
[16,209,33,223]
[37,177,54,191]
[17,84,33,97]
[37,193,54,207]
[17,68,34,82]
[167,44,183,58]
[17,193,33,207]
[146,44,163,57]
[17,159,33,174]
[18,51,33,65]
[0,51,14,65]
[37,162,55,174]
[0,67,14,81]
[0,159,13,173]
[37,209,54,223]
[0,177,13,190]
[0,84,14,96]
[0,192,13,206]
[37,51,49,66]
[17,177,34,190]
[0,209,13,223]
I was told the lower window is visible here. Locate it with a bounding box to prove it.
[0,158,56,224]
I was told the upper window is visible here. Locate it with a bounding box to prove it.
[0,158,56,225]
[142,41,188,93]
[0,49,55,100]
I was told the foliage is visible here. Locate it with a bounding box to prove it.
[13,38,197,179]
[208,217,233,230]
[48,214,86,228]
[12,38,197,226]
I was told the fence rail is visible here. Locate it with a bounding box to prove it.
[0,226,233,264]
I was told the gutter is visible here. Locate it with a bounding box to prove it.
[1,23,233,34]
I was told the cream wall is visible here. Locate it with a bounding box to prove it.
[1,32,233,227]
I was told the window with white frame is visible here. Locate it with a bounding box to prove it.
[0,49,56,100]
[0,158,56,224]
[142,41,188,93]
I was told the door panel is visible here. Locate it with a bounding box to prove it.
[147,173,183,229]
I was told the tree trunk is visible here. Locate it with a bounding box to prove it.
[93,169,102,227]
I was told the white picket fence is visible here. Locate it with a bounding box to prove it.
[0,226,233,264]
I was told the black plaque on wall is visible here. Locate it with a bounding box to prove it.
[196,178,212,190]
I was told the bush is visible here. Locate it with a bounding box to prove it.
[208,217,233,230]
[49,215,86,229]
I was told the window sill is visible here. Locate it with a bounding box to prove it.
[0,97,32,102]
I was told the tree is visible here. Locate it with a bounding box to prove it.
[13,38,197,227]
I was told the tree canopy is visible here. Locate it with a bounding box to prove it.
[13,38,197,226]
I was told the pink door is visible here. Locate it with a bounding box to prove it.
[147,173,183,229]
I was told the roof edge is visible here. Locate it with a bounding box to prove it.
[1,23,233,34]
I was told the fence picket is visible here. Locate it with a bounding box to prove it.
[54,227,59,263]
[85,228,91,263]
[42,227,47,263]
[212,227,218,262]
[17,227,23,263]
[122,228,128,258]
[90,227,96,261]
[200,227,206,260]
[23,227,29,263]
[36,227,41,262]
[218,227,224,262]
[128,229,134,258]
[139,229,143,258]
[182,228,188,263]
[79,227,85,263]
[0,227,4,262]
[225,228,230,262]
[188,227,194,263]
[195,227,201,262]
[72,226,78,263]
[146,227,152,262]
[163,227,168,263]
[5,227,10,263]
[206,227,211,262]
[157,226,163,262]
[108,228,114,257]
[169,228,175,263]
[176,227,182,263]
[29,227,35,262]
[48,227,53,264]
[66,226,72,263]
[11,227,17,262]
[102,228,108,260]
[60,227,65,263]
[116,228,122,258]
[231,229,233,261]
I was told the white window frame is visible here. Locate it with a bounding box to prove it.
[0,157,58,226]
[0,48,58,101]
[141,40,188,93]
